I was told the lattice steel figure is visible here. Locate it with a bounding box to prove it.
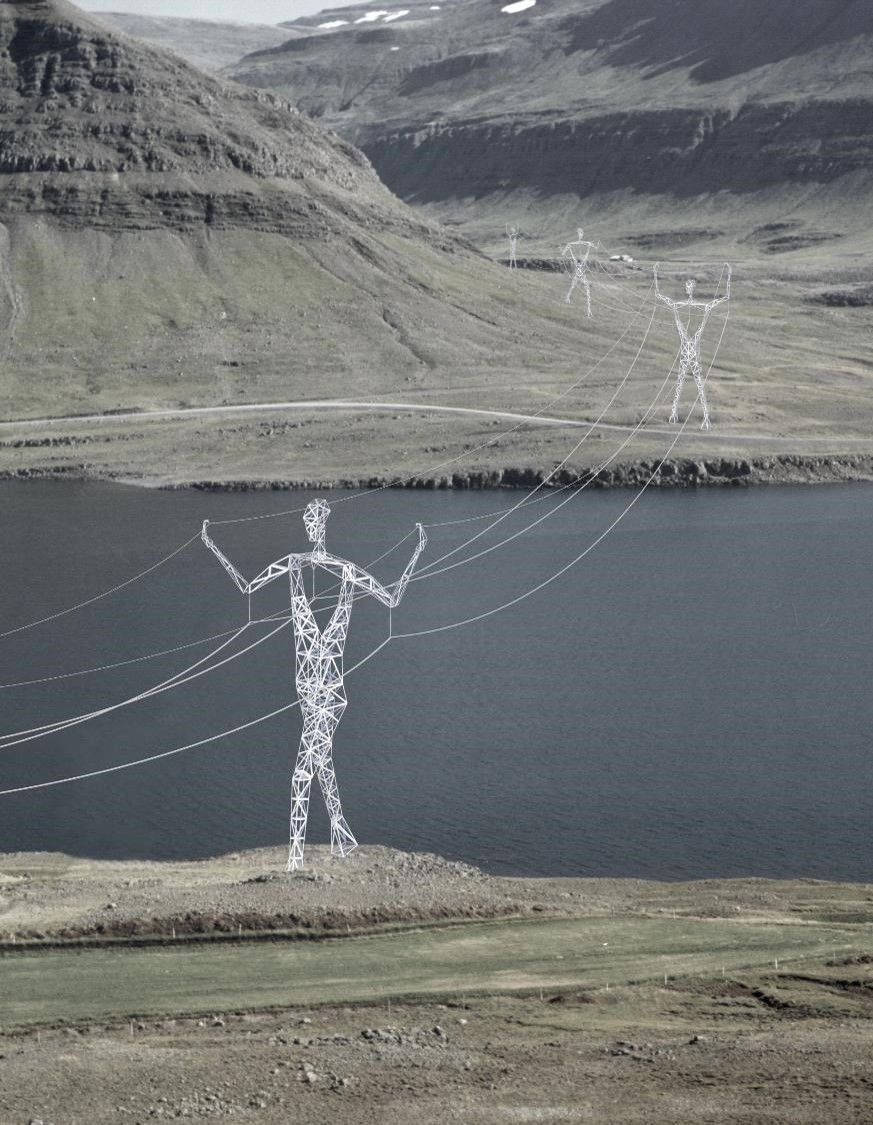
[654,263,731,431]
[202,502,427,871]
[561,228,598,318]
[506,224,519,269]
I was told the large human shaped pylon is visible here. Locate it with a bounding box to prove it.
[654,263,731,431]
[561,228,598,318]
[202,501,427,871]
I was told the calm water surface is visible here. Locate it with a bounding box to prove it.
[1,480,871,880]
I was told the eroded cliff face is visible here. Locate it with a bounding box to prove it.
[2,1,596,422]
[225,0,873,244]
[357,99,873,203]
[0,0,427,236]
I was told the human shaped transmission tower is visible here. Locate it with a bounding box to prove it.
[506,224,519,269]
[202,501,427,871]
[654,262,732,431]
[561,228,599,318]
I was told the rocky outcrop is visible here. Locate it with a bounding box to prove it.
[16,454,854,490]
[0,0,431,238]
[2,2,572,423]
[357,100,873,208]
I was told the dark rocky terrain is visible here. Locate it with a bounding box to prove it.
[226,0,873,253]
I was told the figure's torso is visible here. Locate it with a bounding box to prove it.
[288,560,353,699]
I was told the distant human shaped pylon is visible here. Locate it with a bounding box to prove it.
[202,502,427,872]
[561,228,598,318]
[654,263,731,431]
[506,223,519,269]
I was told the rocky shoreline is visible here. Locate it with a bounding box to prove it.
[5,453,873,490]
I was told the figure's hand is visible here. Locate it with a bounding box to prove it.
[201,519,210,542]
[416,522,427,549]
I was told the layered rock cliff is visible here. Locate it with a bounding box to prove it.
[0,0,590,422]
[225,0,873,248]
[0,0,430,236]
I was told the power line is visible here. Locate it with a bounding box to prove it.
[0,636,391,796]
[393,307,730,639]
[0,534,199,641]
[0,620,290,749]
[415,304,662,578]
[208,283,656,528]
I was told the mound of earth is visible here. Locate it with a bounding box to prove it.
[5,844,873,944]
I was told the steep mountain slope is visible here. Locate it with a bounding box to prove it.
[226,0,873,253]
[96,12,295,73]
[0,0,408,228]
[0,0,593,424]
[1,1,870,485]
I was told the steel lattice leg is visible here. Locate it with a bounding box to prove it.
[691,356,710,429]
[287,741,316,872]
[316,754,358,857]
[670,361,689,424]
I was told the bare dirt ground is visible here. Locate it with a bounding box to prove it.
[4,983,873,1124]
[2,847,873,1123]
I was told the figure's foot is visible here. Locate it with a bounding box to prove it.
[330,818,358,857]
[701,417,711,431]
[668,414,679,424]
[286,845,305,872]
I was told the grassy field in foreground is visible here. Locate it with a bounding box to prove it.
[2,914,867,1028]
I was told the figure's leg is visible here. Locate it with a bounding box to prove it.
[691,355,710,429]
[313,693,357,857]
[583,276,592,319]
[316,752,358,857]
[287,707,318,872]
[669,359,689,424]
[564,273,578,304]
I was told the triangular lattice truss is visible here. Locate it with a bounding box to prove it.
[202,500,426,871]
[653,263,732,430]
[561,228,598,318]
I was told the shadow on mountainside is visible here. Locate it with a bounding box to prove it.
[561,0,873,82]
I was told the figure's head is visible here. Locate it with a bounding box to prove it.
[303,499,330,547]
[686,279,696,298]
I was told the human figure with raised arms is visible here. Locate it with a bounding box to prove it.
[654,262,731,431]
[202,500,427,871]
[561,228,598,318]
[506,223,519,270]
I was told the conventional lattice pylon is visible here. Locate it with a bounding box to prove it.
[202,501,427,871]
[654,263,732,430]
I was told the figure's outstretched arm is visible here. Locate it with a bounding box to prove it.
[653,262,670,305]
[201,521,293,596]
[706,264,732,309]
[347,523,428,608]
[202,520,250,594]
